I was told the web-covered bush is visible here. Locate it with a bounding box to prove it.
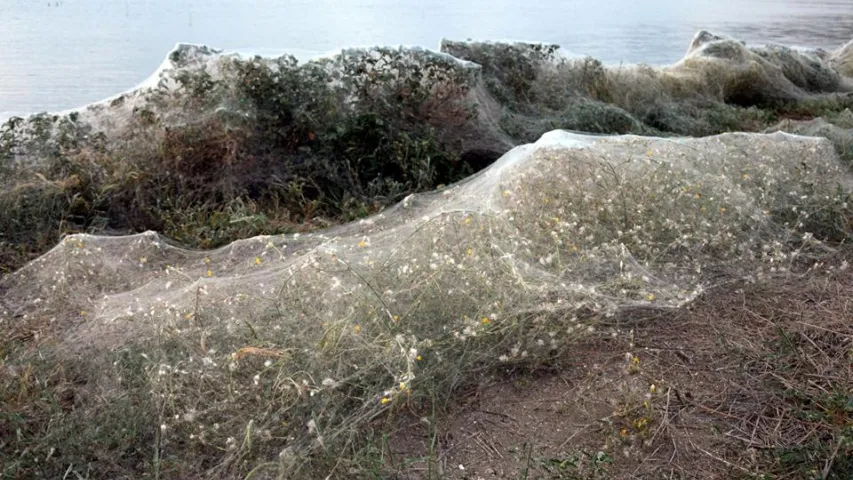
[2,131,851,478]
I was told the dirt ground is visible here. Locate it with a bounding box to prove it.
[384,262,853,479]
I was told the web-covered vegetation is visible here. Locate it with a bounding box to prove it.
[3,130,852,478]
[3,32,853,274]
[2,32,853,478]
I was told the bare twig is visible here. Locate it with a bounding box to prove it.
[821,435,845,480]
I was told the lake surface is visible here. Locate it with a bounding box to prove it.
[1,0,852,118]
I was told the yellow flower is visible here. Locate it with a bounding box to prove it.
[463,217,472,225]
[646,293,655,302]
[649,384,657,394]
[206,269,213,277]
[139,257,147,264]
[720,207,727,213]
[354,324,362,334]
[416,355,423,361]
[481,317,490,325]
[620,428,628,437]
[392,315,399,322]
[380,397,391,405]
[254,257,262,265]
[358,239,368,248]
[466,247,474,256]
[399,382,406,390]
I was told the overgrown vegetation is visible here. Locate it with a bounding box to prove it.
[3,130,852,478]
[0,47,487,274]
[3,33,853,480]
[4,36,853,274]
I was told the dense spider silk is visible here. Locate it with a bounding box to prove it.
[4,29,853,478]
[2,128,850,477]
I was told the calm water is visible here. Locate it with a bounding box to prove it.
[1,0,852,118]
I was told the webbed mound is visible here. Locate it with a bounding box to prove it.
[675,30,851,105]
[4,32,853,275]
[765,112,853,162]
[2,130,850,478]
[830,38,853,77]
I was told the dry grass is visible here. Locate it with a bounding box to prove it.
[380,255,853,479]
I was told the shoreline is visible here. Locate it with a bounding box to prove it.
[2,32,842,125]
